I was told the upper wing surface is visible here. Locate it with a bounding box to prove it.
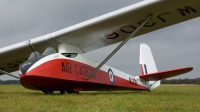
[0,0,200,73]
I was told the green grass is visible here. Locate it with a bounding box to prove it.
[0,85,199,112]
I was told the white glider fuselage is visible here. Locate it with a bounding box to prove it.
[19,43,192,94]
[20,53,150,92]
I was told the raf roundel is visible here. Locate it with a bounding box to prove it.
[108,68,115,84]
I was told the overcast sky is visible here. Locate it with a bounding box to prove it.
[0,0,199,80]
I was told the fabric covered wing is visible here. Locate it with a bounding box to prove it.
[0,0,200,74]
[54,0,200,52]
[139,67,193,81]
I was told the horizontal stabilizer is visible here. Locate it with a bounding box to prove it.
[139,67,193,81]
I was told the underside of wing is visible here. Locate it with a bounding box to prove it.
[0,0,200,74]
[139,67,193,81]
[53,0,200,52]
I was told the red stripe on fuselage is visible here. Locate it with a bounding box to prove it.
[20,59,148,91]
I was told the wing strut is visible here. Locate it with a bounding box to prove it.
[86,14,152,80]
[0,70,19,79]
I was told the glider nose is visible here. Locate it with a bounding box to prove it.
[19,55,46,75]
[19,58,37,75]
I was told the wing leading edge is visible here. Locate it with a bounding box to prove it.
[53,0,200,52]
[0,0,200,74]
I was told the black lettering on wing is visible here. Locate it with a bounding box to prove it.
[15,58,27,64]
[104,32,119,39]
[7,63,18,68]
[177,6,197,16]
[0,67,4,70]
[138,16,155,27]
[157,12,171,22]
[120,25,136,33]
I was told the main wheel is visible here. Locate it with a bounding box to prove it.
[60,90,66,94]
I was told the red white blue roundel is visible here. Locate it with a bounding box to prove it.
[108,68,114,84]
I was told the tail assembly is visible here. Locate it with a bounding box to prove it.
[139,43,193,90]
[139,43,160,90]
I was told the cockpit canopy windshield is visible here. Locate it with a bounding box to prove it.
[61,53,78,58]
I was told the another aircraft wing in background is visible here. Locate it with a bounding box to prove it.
[0,0,200,74]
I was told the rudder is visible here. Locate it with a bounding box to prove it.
[139,43,160,90]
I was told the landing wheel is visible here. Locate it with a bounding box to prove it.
[60,90,66,94]
[66,89,79,94]
[42,89,53,94]
[36,86,54,94]
[47,90,54,94]
[66,89,75,94]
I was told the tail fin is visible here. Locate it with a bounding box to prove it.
[140,43,160,90]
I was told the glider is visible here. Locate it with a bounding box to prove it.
[0,0,199,94]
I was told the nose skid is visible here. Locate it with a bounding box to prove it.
[20,73,84,94]
[20,74,39,90]
[20,73,57,91]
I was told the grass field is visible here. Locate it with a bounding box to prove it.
[0,85,199,112]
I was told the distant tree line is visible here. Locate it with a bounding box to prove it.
[161,78,200,85]
[0,80,20,84]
